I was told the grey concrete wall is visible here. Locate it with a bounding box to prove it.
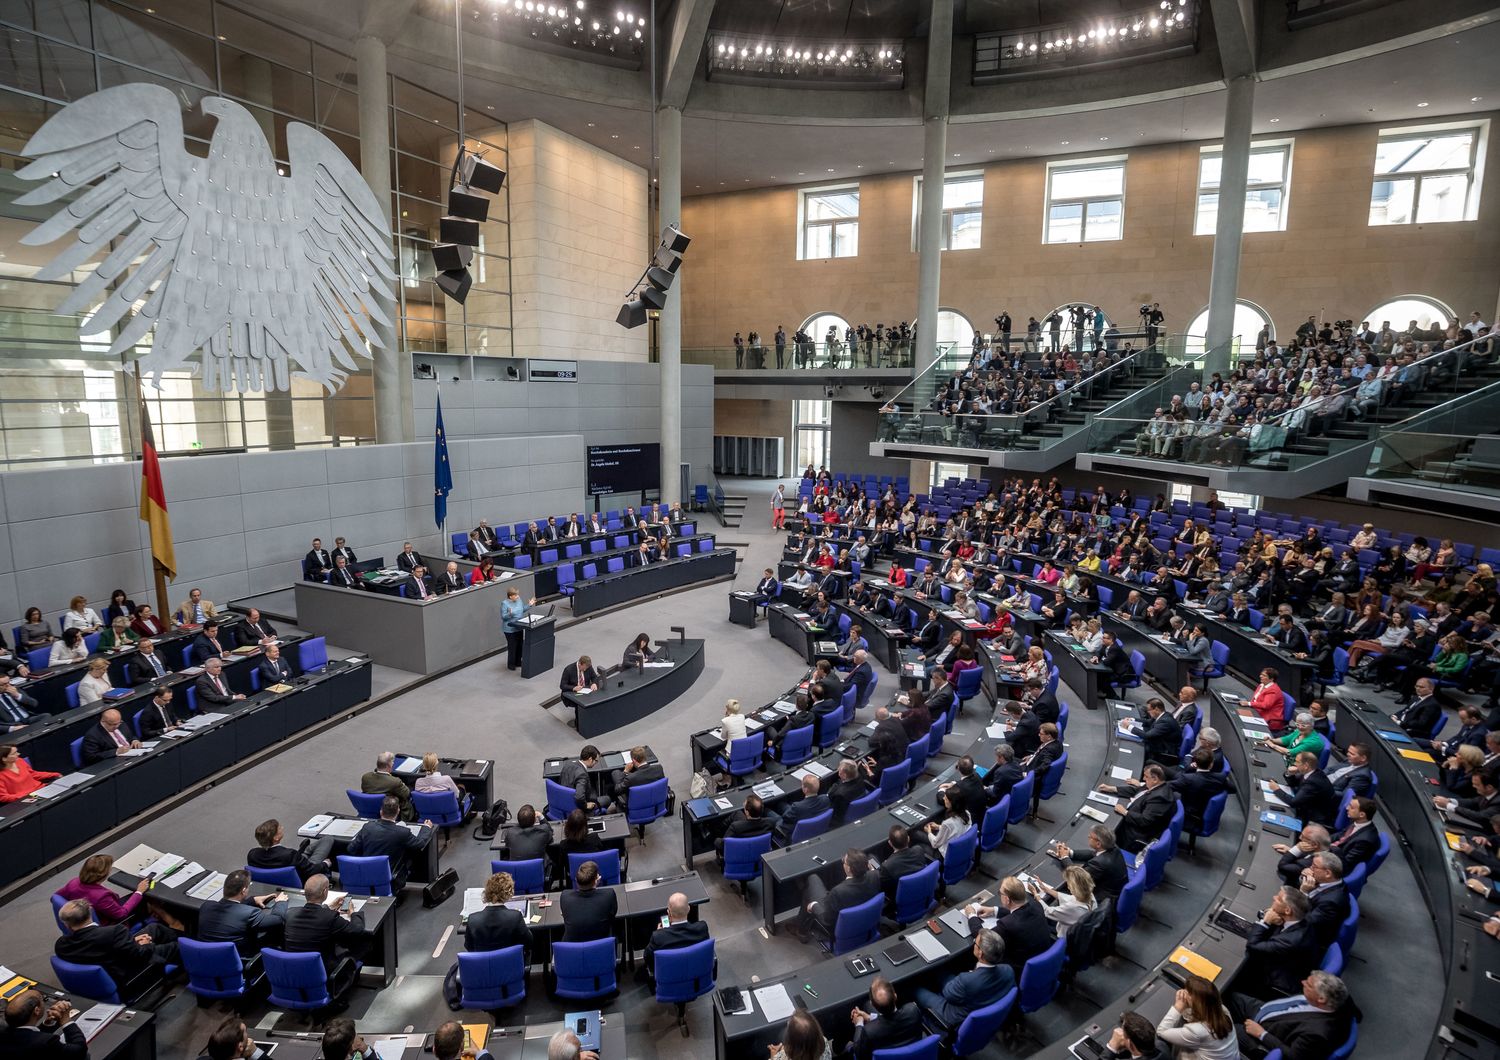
[0,434,585,633]
[830,402,910,479]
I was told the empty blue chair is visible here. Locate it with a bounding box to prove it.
[1329,1021,1358,1060]
[1056,701,1070,739]
[893,859,940,925]
[1336,895,1359,956]
[69,737,84,769]
[841,685,858,724]
[722,833,774,891]
[551,938,617,999]
[248,864,304,888]
[589,537,606,554]
[412,788,472,828]
[771,724,815,767]
[845,788,880,822]
[1332,788,1357,832]
[337,854,394,897]
[539,548,559,564]
[979,797,1009,852]
[513,554,533,570]
[941,826,978,887]
[346,789,384,818]
[296,636,329,673]
[1118,650,1146,695]
[822,891,883,954]
[50,958,122,1003]
[1018,937,1067,1013]
[606,556,625,573]
[564,543,583,560]
[1039,750,1069,802]
[1114,869,1145,935]
[625,776,670,839]
[655,938,716,1034]
[490,858,546,895]
[1141,834,1171,891]
[1185,791,1229,852]
[458,945,527,1010]
[546,778,581,821]
[65,682,81,710]
[1007,774,1034,824]
[954,666,983,711]
[556,566,577,596]
[815,709,843,750]
[28,646,50,671]
[788,807,834,844]
[1429,712,1447,742]
[1343,862,1369,900]
[262,948,333,1011]
[451,531,469,555]
[715,731,766,780]
[1165,801,1186,859]
[874,1034,942,1060]
[906,733,929,777]
[178,938,247,1002]
[951,990,1017,1057]
[568,848,622,887]
[877,759,912,807]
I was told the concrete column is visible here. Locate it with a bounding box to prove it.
[1204,74,1255,380]
[658,104,683,504]
[913,0,954,374]
[356,34,409,443]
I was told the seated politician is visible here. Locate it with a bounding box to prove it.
[137,686,185,739]
[236,608,278,646]
[0,743,57,802]
[174,587,217,627]
[195,658,245,709]
[644,891,709,982]
[281,874,364,1004]
[622,633,659,668]
[196,868,288,958]
[54,898,178,989]
[465,871,533,957]
[248,818,334,883]
[360,751,416,821]
[561,655,600,694]
[257,643,295,688]
[191,620,233,666]
[80,708,140,764]
[0,675,39,732]
[346,795,433,891]
[125,637,171,685]
[559,860,617,942]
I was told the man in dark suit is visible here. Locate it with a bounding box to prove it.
[403,566,435,601]
[775,774,832,843]
[586,512,606,535]
[814,659,846,705]
[1021,723,1064,782]
[197,869,288,958]
[1095,632,1136,699]
[360,751,415,821]
[395,542,424,572]
[828,758,872,822]
[1129,698,1182,767]
[281,874,365,1003]
[80,708,139,764]
[331,537,357,565]
[257,643,295,688]
[191,620,231,665]
[1116,591,1149,621]
[559,860,617,941]
[304,538,332,582]
[195,658,244,709]
[715,795,779,863]
[878,825,935,903]
[346,796,433,891]
[795,848,881,941]
[236,608,278,646]
[871,706,910,762]
[1434,770,1500,827]
[915,610,943,652]
[137,686,184,739]
[327,554,359,589]
[466,871,533,956]
[925,669,956,719]
[1232,970,1360,1060]
[643,891,709,980]
[124,638,171,686]
[0,989,88,1058]
[1001,701,1041,759]
[1329,798,1381,874]
[560,655,599,694]
[503,804,555,865]
[1299,853,1351,949]
[0,673,37,731]
[559,746,608,813]
[846,651,874,707]
[1023,678,1060,724]
[750,569,779,606]
[849,977,924,1060]
[1275,752,1338,829]
[1326,742,1375,798]
[985,743,1026,806]
[1393,678,1443,739]
[984,876,1055,974]
[435,562,466,595]
[248,818,332,883]
[1170,749,1231,832]
[1268,614,1310,655]
[1112,765,1178,853]
[621,506,640,528]
[540,517,562,543]
[612,745,665,810]
[1273,824,1329,887]
[1055,824,1128,902]
[474,520,500,551]
[54,899,177,985]
[940,756,987,821]
[766,702,815,750]
[912,928,1015,1027]
[1235,886,1320,1000]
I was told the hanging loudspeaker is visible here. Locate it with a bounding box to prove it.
[436,268,472,304]
[431,243,473,272]
[463,156,506,194]
[616,299,647,329]
[659,224,690,253]
[639,286,668,311]
[447,185,490,222]
[645,266,676,293]
[440,216,480,246]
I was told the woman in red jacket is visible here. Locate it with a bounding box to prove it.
[1249,667,1288,732]
[887,563,908,587]
[0,743,58,803]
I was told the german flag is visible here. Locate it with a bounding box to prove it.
[138,399,177,580]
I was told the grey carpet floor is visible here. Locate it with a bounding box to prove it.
[1,486,1442,1058]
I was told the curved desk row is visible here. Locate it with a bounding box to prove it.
[0,659,371,894]
[568,546,735,616]
[264,1013,627,1059]
[561,639,706,738]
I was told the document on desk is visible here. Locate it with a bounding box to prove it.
[772,700,797,714]
[322,818,365,839]
[1086,791,1120,807]
[402,822,425,836]
[142,851,186,877]
[461,887,485,920]
[50,771,92,789]
[29,782,72,799]
[115,844,164,876]
[1110,766,1135,780]
[642,661,674,668]
[571,688,593,695]
[907,929,948,963]
[393,755,422,772]
[187,872,228,901]
[299,814,335,837]
[159,862,204,887]
[803,761,833,778]
[753,781,782,800]
[753,983,795,1022]
[76,1003,124,1043]
[986,723,1007,739]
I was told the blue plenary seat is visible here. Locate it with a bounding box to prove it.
[248,864,303,888]
[551,938,618,1000]
[568,848,622,887]
[346,789,384,818]
[655,938,716,1033]
[822,891,883,954]
[771,725,814,767]
[337,854,394,897]
[261,948,334,1012]
[51,957,122,1003]
[545,778,580,821]
[412,788,472,828]
[178,938,247,1001]
[1018,937,1067,1013]
[788,808,834,844]
[625,776,671,838]
[722,833,773,887]
[491,859,546,895]
[458,945,527,1010]
[941,826,978,886]
[893,859,940,925]
[716,731,766,779]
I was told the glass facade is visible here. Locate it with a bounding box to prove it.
[0,0,511,467]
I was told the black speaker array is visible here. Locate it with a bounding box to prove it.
[432,151,506,305]
[617,224,692,329]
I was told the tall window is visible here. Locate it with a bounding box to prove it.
[1184,300,1275,357]
[914,173,984,250]
[1369,123,1486,226]
[932,462,971,489]
[800,185,860,260]
[1196,143,1293,235]
[794,400,831,470]
[1044,158,1126,243]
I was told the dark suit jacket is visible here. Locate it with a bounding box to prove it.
[618,761,666,807]
[777,793,832,839]
[196,896,288,957]
[1100,642,1133,680]
[1029,691,1061,724]
[1330,823,1380,872]
[248,844,326,883]
[916,621,943,651]
[436,570,466,594]
[1257,998,1360,1060]
[1242,919,1320,998]
[851,1002,924,1060]
[986,762,1026,806]
[236,618,278,646]
[504,823,554,864]
[282,902,366,968]
[395,550,424,572]
[125,650,171,685]
[559,886,617,941]
[945,773,987,820]
[190,634,228,666]
[926,962,1016,1027]
[79,723,124,765]
[878,846,935,900]
[1116,785,1177,853]
[1277,846,1316,887]
[466,905,532,954]
[1007,712,1041,758]
[558,760,594,810]
[873,717,910,759]
[1286,769,1338,828]
[561,663,600,692]
[303,549,332,581]
[53,924,157,983]
[137,699,184,739]
[847,661,874,703]
[815,871,882,934]
[1328,763,1374,798]
[1023,739,1063,778]
[1302,883,1350,949]
[1172,769,1230,831]
[925,683,956,720]
[995,898,1054,972]
[0,1023,88,1058]
[257,655,295,687]
[1072,845,1128,900]
[1396,695,1442,739]
[193,672,236,708]
[346,819,430,889]
[361,770,415,820]
[1139,713,1182,764]
[327,566,359,589]
[829,777,872,821]
[644,918,709,975]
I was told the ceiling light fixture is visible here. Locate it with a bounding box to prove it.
[1416,101,1429,108]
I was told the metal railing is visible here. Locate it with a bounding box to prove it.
[973,1,1201,82]
[684,338,947,372]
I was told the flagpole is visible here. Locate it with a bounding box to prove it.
[437,383,446,548]
[136,375,170,620]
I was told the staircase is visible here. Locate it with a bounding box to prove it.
[717,493,747,527]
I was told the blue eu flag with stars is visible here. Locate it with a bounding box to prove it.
[433,392,453,529]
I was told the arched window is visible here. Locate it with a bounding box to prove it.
[1042,302,1115,351]
[1362,295,1456,333]
[1184,300,1275,357]
[800,312,851,343]
[914,308,975,352]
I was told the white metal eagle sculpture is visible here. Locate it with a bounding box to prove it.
[15,83,397,394]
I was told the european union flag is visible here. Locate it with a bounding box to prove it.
[433,392,453,528]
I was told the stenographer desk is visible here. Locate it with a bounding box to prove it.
[298,811,441,886]
[294,573,533,675]
[562,640,706,738]
[0,659,370,892]
[392,753,495,807]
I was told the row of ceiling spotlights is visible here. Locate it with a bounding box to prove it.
[1035,10,1187,51]
[489,0,645,28]
[715,43,900,62]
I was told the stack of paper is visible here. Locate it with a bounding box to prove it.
[1086,791,1120,807]
[159,862,204,887]
[299,814,335,837]
[143,851,186,877]
[752,781,782,799]
[753,983,794,1022]
[323,819,365,839]
[187,872,228,900]
[115,845,164,875]
[76,1003,124,1043]
[460,887,486,920]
